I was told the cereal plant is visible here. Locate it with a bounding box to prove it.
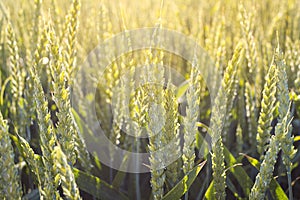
[0,0,300,199]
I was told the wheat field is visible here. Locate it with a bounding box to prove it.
[0,0,300,199]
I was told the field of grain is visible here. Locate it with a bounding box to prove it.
[0,0,300,199]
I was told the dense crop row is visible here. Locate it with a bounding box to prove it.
[0,0,299,199]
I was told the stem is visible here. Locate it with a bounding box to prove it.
[184,192,188,200]
[287,166,293,200]
[136,139,141,200]
[109,168,113,183]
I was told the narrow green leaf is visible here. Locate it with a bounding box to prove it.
[195,131,209,158]
[176,80,189,100]
[224,148,252,196]
[71,108,94,138]
[162,160,206,200]
[226,177,243,199]
[71,108,84,136]
[242,154,288,200]
[112,153,129,188]
[73,168,129,200]
[294,136,300,142]
[204,182,215,200]
[0,76,11,106]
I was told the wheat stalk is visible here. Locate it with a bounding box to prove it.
[182,59,200,176]
[250,107,292,199]
[64,0,80,84]
[52,146,82,200]
[48,25,91,170]
[6,23,27,138]
[0,112,22,199]
[256,64,278,159]
[210,43,243,200]
[274,41,296,200]
[164,87,180,187]
[31,63,59,199]
[146,20,168,199]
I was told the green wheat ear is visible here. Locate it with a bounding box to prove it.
[97,2,113,41]
[274,40,296,200]
[17,135,46,197]
[147,52,166,200]
[48,24,91,170]
[52,146,82,200]
[244,81,258,149]
[239,5,259,148]
[0,113,22,200]
[47,25,76,164]
[146,19,168,200]
[250,105,292,200]
[250,41,295,199]
[182,57,201,176]
[31,38,82,199]
[250,134,279,200]
[256,64,278,160]
[64,0,81,84]
[239,5,258,86]
[210,42,244,200]
[30,0,42,53]
[31,64,60,199]
[6,23,27,138]
[164,86,180,187]
[28,64,81,199]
